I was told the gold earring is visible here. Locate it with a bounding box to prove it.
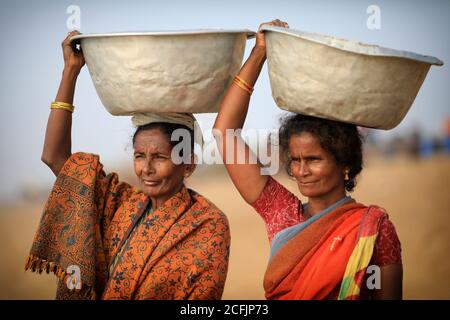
[344,169,349,182]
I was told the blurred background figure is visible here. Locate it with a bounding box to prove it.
[443,117,450,155]
[407,129,421,160]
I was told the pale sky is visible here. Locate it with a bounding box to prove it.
[0,0,449,200]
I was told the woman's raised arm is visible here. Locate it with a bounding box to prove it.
[41,31,85,177]
[213,20,288,204]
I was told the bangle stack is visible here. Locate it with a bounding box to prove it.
[50,101,75,113]
[233,75,254,95]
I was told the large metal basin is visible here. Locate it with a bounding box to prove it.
[71,30,254,115]
[261,25,443,129]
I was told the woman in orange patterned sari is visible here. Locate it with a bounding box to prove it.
[25,31,230,300]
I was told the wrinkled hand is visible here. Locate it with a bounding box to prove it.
[255,19,289,49]
[62,31,85,72]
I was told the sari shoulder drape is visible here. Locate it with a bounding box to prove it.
[26,152,127,299]
[103,187,231,300]
[264,202,388,300]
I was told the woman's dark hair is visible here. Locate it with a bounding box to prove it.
[279,114,363,192]
[132,122,194,159]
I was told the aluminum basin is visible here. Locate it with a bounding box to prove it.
[71,30,255,115]
[261,25,443,129]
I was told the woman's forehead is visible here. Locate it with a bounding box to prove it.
[289,132,319,146]
[134,129,171,151]
[288,133,325,154]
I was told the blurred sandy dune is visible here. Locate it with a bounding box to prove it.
[1,156,449,299]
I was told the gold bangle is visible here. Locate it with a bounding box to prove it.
[52,101,73,108]
[50,101,75,113]
[51,105,74,113]
[234,75,254,92]
[51,105,74,112]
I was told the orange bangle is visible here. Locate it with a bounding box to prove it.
[233,75,254,95]
[235,75,253,91]
[233,79,252,95]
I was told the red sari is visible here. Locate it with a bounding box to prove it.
[252,177,402,300]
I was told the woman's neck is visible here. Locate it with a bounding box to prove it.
[305,191,347,218]
[149,183,184,210]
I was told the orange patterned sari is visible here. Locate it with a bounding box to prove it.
[25,152,230,300]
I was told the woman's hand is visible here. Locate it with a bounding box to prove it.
[255,19,289,50]
[62,31,85,73]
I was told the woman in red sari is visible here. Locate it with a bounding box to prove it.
[213,20,402,300]
[26,31,230,300]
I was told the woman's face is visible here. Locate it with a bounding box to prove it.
[288,132,346,202]
[133,128,194,207]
